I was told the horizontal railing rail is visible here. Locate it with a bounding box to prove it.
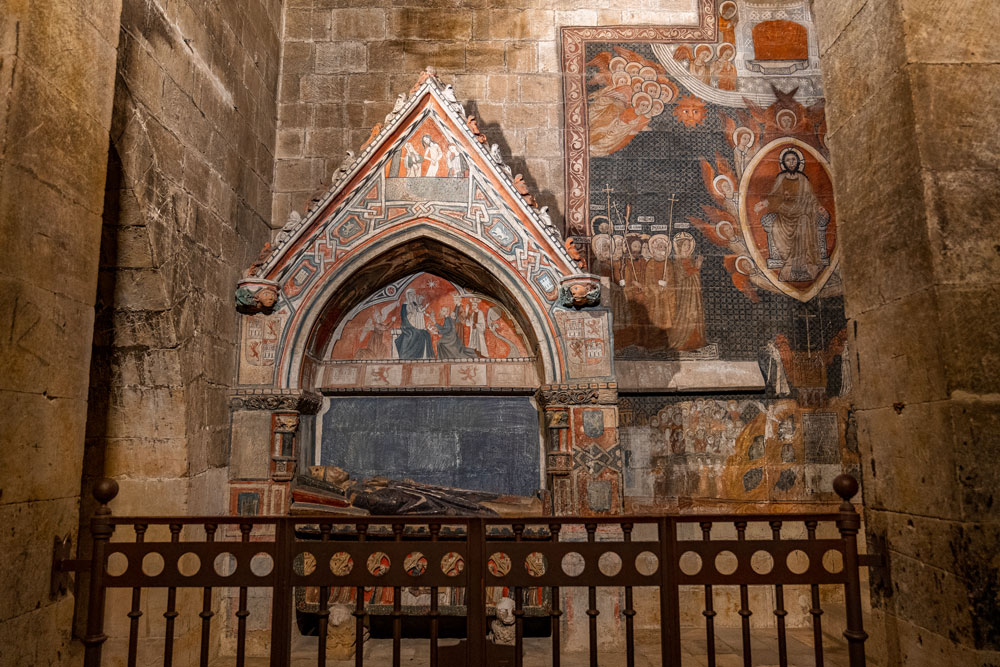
[60,475,872,667]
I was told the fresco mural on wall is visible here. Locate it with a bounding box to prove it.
[326,272,531,362]
[562,0,853,507]
[563,0,842,363]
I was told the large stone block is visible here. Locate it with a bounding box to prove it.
[388,8,471,41]
[857,402,961,519]
[900,0,999,64]
[909,63,1000,173]
[922,169,1000,287]
[819,0,908,137]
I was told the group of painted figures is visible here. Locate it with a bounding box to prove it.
[356,289,520,361]
[591,230,707,352]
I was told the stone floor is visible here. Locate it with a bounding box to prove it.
[212,627,852,666]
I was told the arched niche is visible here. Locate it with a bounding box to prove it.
[279,223,569,390]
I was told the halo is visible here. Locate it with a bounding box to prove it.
[713,174,735,195]
[638,65,658,81]
[734,255,755,275]
[630,91,654,113]
[673,232,695,255]
[624,61,643,76]
[642,80,661,97]
[650,99,665,117]
[592,234,613,261]
[775,109,797,130]
[609,56,628,72]
[717,43,736,60]
[694,44,714,59]
[657,80,677,103]
[611,71,630,87]
[732,126,755,146]
[648,234,672,260]
[715,220,736,242]
[779,146,806,172]
[720,1,738,19]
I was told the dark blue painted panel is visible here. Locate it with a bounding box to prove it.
[320,396,541,496]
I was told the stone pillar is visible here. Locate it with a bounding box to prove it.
[537,383,622,516]
[0,0,122,661]
[812,0,1000,663]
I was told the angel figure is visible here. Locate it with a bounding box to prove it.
[355,303,396,360]
[719,110,762,181]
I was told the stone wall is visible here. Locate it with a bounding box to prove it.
[80,0,282,662]
[812,0,1000,663]
[271,0,702,229]
[0,1,122,664]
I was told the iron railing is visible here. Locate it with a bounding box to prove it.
[58,475,875,666]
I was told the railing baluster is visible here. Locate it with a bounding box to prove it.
[355,523,368,667]
[163,523,181,667]
[199,523,217,667]
[805,520,825,667]
[83,479,118,667]
[317,521,332,667]
[549,523,562,667]
[513,522,526,667]
[392,522,403,667]
[658,517,682,667]
[735,521,752,667]
[127,523,147,667]
[700,521,716,667]
[622,522,636,667]
[770,520,788,667]
[236,522,252,667]
[466,518,486,666]
[429,523,441,667]
[586,522,599,667]
[835,476,868,666]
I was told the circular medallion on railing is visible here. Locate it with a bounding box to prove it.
[488,552,512,577]
[214,552,236,577]
[750,550,774,575]
[822,549,844,574]
[561,552,585,577]
[441,552,465,577]
[251,552,274,577]
[367,552,390,576]
[715,550,738,575]
[106,551,128,577]
[598,552,622,576]
[299,552,317,576]
[405,552,428,577]
[786,549,809,574]
[635,551,659,576]
[525,552,547,577]
[678,551,702,576]
[142,552,165,576]
[330,552,354,576]
[178,552,201,577]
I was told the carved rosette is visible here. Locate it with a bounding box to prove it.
[558,274,602,309]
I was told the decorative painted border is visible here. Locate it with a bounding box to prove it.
[560,1,717,236]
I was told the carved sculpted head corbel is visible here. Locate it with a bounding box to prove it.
[558,275,602,309]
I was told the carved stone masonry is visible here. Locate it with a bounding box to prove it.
[230,391,324,415]
[537,383,617,407]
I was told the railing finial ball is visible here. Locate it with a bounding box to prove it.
[833,474,859,504]
[93,478,119,506]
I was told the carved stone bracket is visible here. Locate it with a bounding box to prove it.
[536,383,617,407]
[230,391,323,415]
[558,274,602,309]
[235,278,280,314]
